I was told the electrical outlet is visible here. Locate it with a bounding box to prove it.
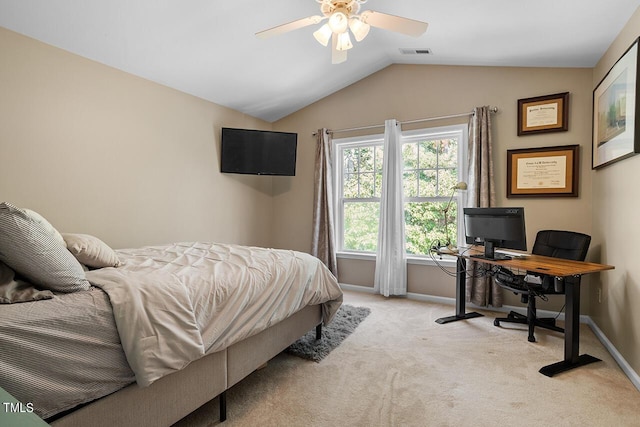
[598,287,602,303]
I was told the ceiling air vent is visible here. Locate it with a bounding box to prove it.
[399,48,432,55]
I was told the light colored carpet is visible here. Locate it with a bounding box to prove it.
[174,290,640,427]
[286,304,371,362]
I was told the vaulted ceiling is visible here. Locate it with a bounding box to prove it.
[1,0,639,122]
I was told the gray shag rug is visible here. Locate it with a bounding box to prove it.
[285,304,371,362]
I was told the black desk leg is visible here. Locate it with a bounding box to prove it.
[435,257,483,324]
[539,276,601,377]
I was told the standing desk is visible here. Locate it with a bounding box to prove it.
[435,251,614,376]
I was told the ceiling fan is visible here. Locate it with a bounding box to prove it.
[256,0,428,64]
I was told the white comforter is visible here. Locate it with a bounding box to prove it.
[86,242,343,387]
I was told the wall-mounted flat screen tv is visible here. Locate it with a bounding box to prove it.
[220,127,297,176]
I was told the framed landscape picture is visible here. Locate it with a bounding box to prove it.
[593,37,640,169]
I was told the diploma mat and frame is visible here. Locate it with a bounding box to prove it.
[517,92,569,136]
[507,145,579,198]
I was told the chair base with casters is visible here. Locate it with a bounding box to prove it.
[493,286,564,342]
[492,230,591,343]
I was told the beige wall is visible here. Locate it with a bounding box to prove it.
[0,27,275,249]
[274,63,594,307]
[591,8,640,377]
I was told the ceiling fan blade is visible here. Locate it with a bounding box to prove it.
[256,15,323,39]
[360,10,428,37]
[331,33,347,64]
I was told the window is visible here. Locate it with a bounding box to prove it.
[334,124,467,257]
[336,137,384,252]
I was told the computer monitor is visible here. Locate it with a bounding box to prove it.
[463,207,527,260]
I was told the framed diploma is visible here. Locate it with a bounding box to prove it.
[507,145,579,198]
[517,92,569,136]
[592,37,640,169]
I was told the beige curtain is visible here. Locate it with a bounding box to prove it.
[311,129,338,277]
[466,106,502,307]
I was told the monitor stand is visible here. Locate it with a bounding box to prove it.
[469,240,512,261]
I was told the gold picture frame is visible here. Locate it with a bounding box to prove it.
[517,92,569,136]
[507,145,579,198]
[592,37,640,169]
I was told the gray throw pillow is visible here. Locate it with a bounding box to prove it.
[0,202,90,292]
[0,261,54,303]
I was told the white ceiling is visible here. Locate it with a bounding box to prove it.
[1,0,639,122]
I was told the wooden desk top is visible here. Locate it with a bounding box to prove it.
[460,248,614,277]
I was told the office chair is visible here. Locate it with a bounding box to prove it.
[493,230,591,342]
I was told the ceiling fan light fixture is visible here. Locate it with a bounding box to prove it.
[256,0,428,64]
[348,17,370,42]
[313,23,332,46]
[336,31,353,51]
[328,10,349,33]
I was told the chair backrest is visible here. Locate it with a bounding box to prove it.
[529,230,591,294]
[532,230,591,262]
[494,230,592,294]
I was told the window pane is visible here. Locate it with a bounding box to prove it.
[418,169,437,197]
[359,172,375,198]
[375,171,383,198]
[404,201,458,255]
[344,173,358,198]
[343,202,380,252]
[419,140,437,169]
[375,146,384,172]
[344,148,357,173]
[403,142,418,169]
[403,171,418,198]
[437,168,457,196]
[360,147,375,172]
[438,138,457,167]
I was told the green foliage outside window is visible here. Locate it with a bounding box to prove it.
[342,145,382,252]
[343,202,380,252]
[340,133,461,256]
[404,201,457,254]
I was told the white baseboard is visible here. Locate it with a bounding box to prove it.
[340,283,640,392]
[340,283,376,294]
[340,283,574,320]
[584,317,640,391]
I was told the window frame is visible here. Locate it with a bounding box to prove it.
[401,125,468,257]
[333,123,468,261]
[333,134,385,255]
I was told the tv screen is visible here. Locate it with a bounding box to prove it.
[464,207,527,260]
[220,127,297,176]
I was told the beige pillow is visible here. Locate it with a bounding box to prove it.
[63,233,121,268]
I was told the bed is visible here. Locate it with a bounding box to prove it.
[0,202,343,426]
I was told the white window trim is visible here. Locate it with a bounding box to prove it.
[333,133,384,255]
[401,125,469,250]
[337,250,458,266]
[333,123,468,258]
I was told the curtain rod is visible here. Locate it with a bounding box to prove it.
[312,106,498,136]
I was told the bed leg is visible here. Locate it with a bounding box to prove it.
[316,323,322,340]
[219,391,227,422]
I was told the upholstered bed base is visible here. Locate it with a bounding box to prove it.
[50,304,322,427]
